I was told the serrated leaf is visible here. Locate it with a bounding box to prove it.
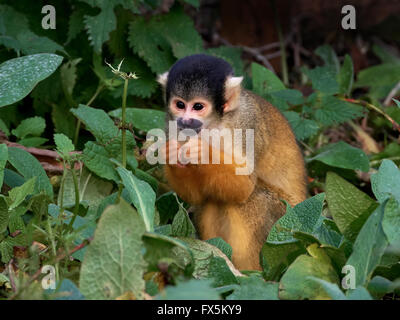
[109,107,166,132]
[7,147,53,197]
[79,199,147,300]
[371,159,400,204]
[283,111,319,140]
[8,177,36,210]
[315,45,340,74]
[0,53,63,108]
[60,58,81,106]
[117,167,156,232]
[207,46,243,75]
[308,141,369,172]
[346,202,388,287]
[206,238,232,260]
[54,133,75,156]
[11,116,46,139]
[325,172,378,242]
[82,141,119,182]
[338,54,354,95]
[227,276,278,300]
[302,65,339,95]
[66,9,85,44]
[0,143,7,189]
[268,193,325,242]
[314,95,363,126]
[279,243,340,300]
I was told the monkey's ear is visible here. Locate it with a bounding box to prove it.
[224,76,243,112]
[157,71,169,87]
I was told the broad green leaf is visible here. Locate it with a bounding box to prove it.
[0,143,7,189]
[156,191,179,225]
[371,159,400,204]
[208,256,238,287]
[307,277,346,300]
[7,147,53,197]
[368,276,400,299]
[261,241,306,281]
[0,53,63,107]
[382,198,400,246]
[54,133,75,156]
[346,286,373,300]
[283,111,319,140]
[117,167,156,232]
[18,137,48,148]
[8,177,36,210]
[52,279,85,300]
[227,275,278,300]
[57,167,113,209]
[11,116,46,139]
[178,238,240,279]
[206,238,232,260]
[157,279,220,300]
[279,244,340,300]
[252,63,285,97]
[109,108,166,132]
[338,54,354,95]
[82,141,119,182]
[308,141,369,172]
[325,172,378,242]
[207,46,243,75]
[346,203,389,287]
[171,199,196,238]
[79,199,147,299]
[0,118,10,136]
[268,193,325,242]
[143,232,193,272]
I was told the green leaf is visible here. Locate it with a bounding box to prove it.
[8,177,36,210]
[314,95,363,126]
[252,63,285,97]
[315,45,340,74]
[18,137,48,148]
[371,159,400,204]
[346,202,389,287]
[393,98,400,109]
[208,256,238,287]
[283,111,319,140]
[261,241,306,281]
[54,133,75,156]
[117,167,156,232]
[60,58,81,106]
[308,141,369,172]
[368,276,400,299]
[12,116,46,139]
[382,197,400,247]
[268,193,325,242]
[346,287,373,300]
[207,46,243,75]
[7,147,53,197]
[308,278,346,300]
[302,66,339,95]
[0,118,10,136]
[0,53,63,107]
[0,143,7,189]
[82,142,119,182]
[227,275,278,300]
[157,279,220,300]
[206,238,232,260]
[325,172,378,242]
[338,54,354,95]
[109,108,166,132]
[279,244,340,300]
[171,199,196,238]
[0,197,8,233]
[79,199,147,299]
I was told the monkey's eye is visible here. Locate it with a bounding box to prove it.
[193,103,204,111]
[176,101,185,109]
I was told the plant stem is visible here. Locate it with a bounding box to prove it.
[73,84,105,146]
[271,0,288,86]
[121,78,129,169]
[67,166,80,230]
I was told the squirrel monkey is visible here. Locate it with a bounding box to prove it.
[157,54,307,270]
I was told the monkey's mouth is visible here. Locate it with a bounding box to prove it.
[178,127,202,135]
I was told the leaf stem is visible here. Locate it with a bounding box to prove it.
[67,166,80,230]
[121,78,128,169]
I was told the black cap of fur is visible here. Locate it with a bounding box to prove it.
[166,54,234,116]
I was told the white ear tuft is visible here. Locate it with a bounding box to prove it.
[225,76,243,89]
[157,71,169,87]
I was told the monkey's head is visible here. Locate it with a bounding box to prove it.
[157,54,243,133]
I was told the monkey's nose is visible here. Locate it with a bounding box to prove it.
[178,118,203,130]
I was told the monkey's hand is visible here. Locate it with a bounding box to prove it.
[161,139,185,167]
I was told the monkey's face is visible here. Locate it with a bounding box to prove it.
[168,96,217,133]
